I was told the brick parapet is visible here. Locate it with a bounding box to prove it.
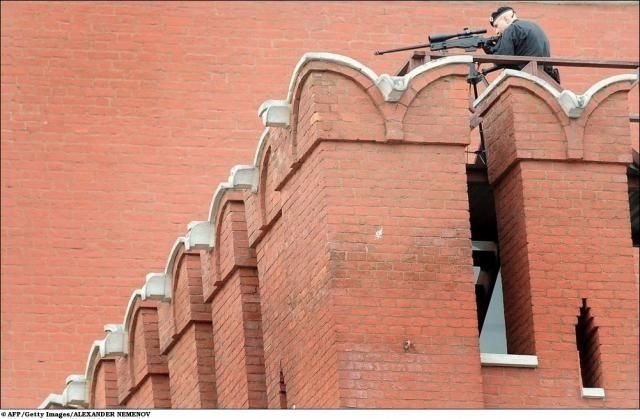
[41,53,639,409]
[156,248,217,408]
[251,54,482,408]
[116,298,171,407]
[479,73,639,407]
[476,72,637,184]
[205,192,267,408]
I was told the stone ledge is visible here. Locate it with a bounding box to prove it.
[480,353,538,368]
[38,393,65,409]
[581,387,605,399]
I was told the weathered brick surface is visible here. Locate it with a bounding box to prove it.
[634,248,639,282]
[491,165,536,355]
[403,66,471,145]
[249,62,483,408]
[124,375,171,409]
[167,323,217,408]
[326,143,482,408]
[210,268,267,408]
[91,359,118,409]
[252,146,340,408]
[1,1,638,408]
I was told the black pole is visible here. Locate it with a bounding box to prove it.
[472,81,487,165]
[467,63,489,165]
[374,43,431,56]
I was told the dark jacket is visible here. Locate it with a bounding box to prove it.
[486,19,560,83]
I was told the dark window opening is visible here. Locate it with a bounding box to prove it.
[467,163,499,243]
[279,369,288,409]
[575,298,603,389]
[628,149,639,247]
[473,244,500,333]
[467,164,506,353]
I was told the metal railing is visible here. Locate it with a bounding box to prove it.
[396,50,640,76]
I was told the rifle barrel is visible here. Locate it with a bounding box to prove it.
[374,43,431,56]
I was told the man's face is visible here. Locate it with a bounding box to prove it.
[492,12,512,35]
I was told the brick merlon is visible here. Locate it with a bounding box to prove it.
[257,53,477,131]
[206,164,257,233]
[473,69,638,118]
[84,324,125,384]
[82,323,126,408]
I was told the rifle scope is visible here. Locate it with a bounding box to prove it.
[428,28,487,44]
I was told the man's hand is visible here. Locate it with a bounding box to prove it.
[482,37,498,54]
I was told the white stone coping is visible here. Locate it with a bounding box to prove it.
[581,387,606,399]
[280,52,475,108]
[473,70,638,118]
[142,272,171,302]
[284,52,473,105]
[62,374,87,407]
[83,324,125,400]
[405,54,475,80]
[252,128,270,174]
[102,324,125,355]
[38,393,64,409]
[286,52,379,103]
[258,99,290,128]
[185,221,211,251]
[123,288,143,337]
[206,164,257,243]
[251,54,477,193]
[480,353,539,368]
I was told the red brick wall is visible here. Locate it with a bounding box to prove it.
[207,199,267,408]
[296,66,483,407]
[491,165,536,355]
[210,269,265,408]
[1,0,638,407]
[124,375,171,409]
[166,323,216,408]
[250,146,341,408]
[64,38,640,409]
[120,303,171,408]
[91,360,118,409]
[326,143,483,408]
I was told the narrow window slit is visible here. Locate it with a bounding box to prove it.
[575,298,603,389]
[279,368,288,409]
